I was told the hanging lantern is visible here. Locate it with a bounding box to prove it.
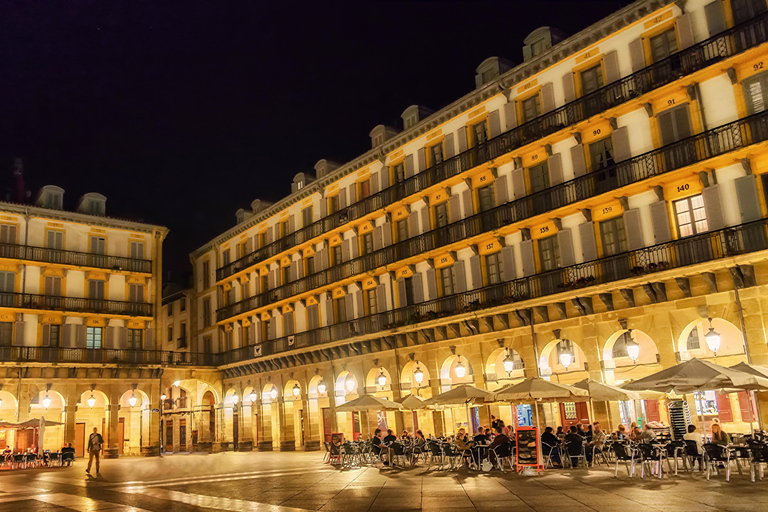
[87,395,96,408]
[625,330,640,363]
[160,393,167,401]
[270,387,278,400]
[42,395,51,409]
[292,383,301,398]
[345,376,356,392]
[503,351,515,374]
[377,369,387,387]
[413,365,424,385]
[318,380,327,395]
[128,393,137,407]
[455,358,466,379]
[0,397,3,407]
[705,318,721,355]
[231,393,239,404]
[559,341,574,370]
[249,390,258,403]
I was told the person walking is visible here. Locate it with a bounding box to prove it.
[86,427,104,474]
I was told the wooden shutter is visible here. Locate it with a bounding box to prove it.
[701,185,725,230]
[557,229,575,267]
[354,291,364,319]
[677,14,694,49]
[547,153,563,186]
[716,392,734,422]
[735,175,761,222]
[144,327,154,350]
[323,296,333,326]
[501,245,516,281]
[579,222,597,262]
[266,227,274,244]
[268,269,276,289]
[376,283,387,313]
[571,144,587,177]
[409,210,420,237]
[288,215,295,234]
[373,225,383,251]
[268,318,277,339]
[319,198,327,219]
[380,167,389,189]
[461,189,473,218]
[611,126,631,163]
[318,248,329,271]
[628,38,645,73]
[290,260,298,282]
[511,167,526,199]
[342,239,351,262]
[382,222,392,246]
[649,201,672,243]
[444,133,455,158]
[562,73,576,103]
[105,326,117,349]
[426,268,437,300]
[41,324,51,347]
[417,148,426,172]
[705,0,727,37]
[370,171,380,194]
[412,274,424,304]
[13,322,23,346]
[457,128,468,153]
[603,50,620,84]
[469,255,482,290]
[495,175,509,205]
[347,184,356,205]
[62,324,73,347]
[117,326,127,348]
[420,208,430,234]
[504,102,517,131]
[488,109,501,138]
[397,279,408,307]
[449,194,461,222]
[454,261,467,293]
[623,209,644,250]
[520,240,535,277]
[404,154,415,178]
[645,400,661,422]
[541,82,556,113]
[76,325,87,348]
[338,188,347,209]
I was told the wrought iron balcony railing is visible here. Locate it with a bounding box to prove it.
[0,346,216,366]
[0,293,153,317]
[216,108,768,322]
[0,244,152,274]
[215,11,768,282]
[219,216,768,366]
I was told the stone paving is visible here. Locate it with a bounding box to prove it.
[0,451,766,511]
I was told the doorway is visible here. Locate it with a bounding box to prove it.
[118,417,125,455]
[165,420,173,453]
[299,409,305,446]
[75,423,86,458]
[560,402,590,428]
[179,419,187,452]
[233,412,239,450]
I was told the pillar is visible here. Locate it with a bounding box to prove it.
[279,399,296,451]
[303,395,321,451]
[104,404,120,458]
[194,406,211,452]
[429,378,444,436]
[237,403,253,451]
[141,384,160,456]
[64,405,77,446]
[257,400,273,451]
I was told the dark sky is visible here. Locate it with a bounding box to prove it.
[0,0,633,283]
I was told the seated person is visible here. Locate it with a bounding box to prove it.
[585,422,606,465]
[556,426,565,438]
[488,426,510,466]
[455,432,475,467]
[541,427,562,467]
[383,429,397,445]
[613,424,627,441]
[473,428,489,445]
[564,426,585,467]
[711,423,730,446]
[683,424,704,469]
[61,443,75,466]
[371,428,383,456]
[638,424,656,443]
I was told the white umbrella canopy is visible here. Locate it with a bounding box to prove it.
[334,395,404,412]
[422,384,495,406]
[731,362,768,379]
[573,379,640,401]
[493,377,589,403]
[398,394,427,410]
[622,358,768,394]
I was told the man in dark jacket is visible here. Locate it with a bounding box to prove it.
[86,428,104,474]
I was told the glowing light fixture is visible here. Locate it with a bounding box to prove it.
[173,380,181,387]
[249,390,258,403]
[559,341,574,370]
[0,397,4,407]
[87,395,96,408]
[705,318,721,356]
[160,393,167,401]
[345,376,356,392]
[128,393,137,407]
[503,350,515,374]
[231,393,239,405]
[292,383,300,398]
[270,387,278,400]
[413,365,424,385]
[377,369,387,387]
[625,330,640,363]
[455,357,466,379]
[318,380,327,395]
[42,395,51,409]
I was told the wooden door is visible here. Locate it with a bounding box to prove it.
[560,402,590,428]
[118,418,125,455]
[322,408,332,443]
[75,423,86,458]
[232,413,238,450]
[353,411,361,439]
[299,409,305,446]
[645,400,661,423]
[165,420,173,452]
[179,419,187,452]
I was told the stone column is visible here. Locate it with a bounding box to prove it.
[141,384,160,457]
[237,403,253,452]
[195,406,211,452]
[303,396,321,451]
[104,404,120,458]
[279,399,296,451]
[429,378,444,436]
[258,400,273,451]
[63,405,77,446]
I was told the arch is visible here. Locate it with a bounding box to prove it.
[197,385,220,405]
[308,375,326,398]
[677,317,745,358]
[366,367,392,390]
[485,347,525,383]
[0,390,18,411]
[118,388,150,409]
[539,338,588,373]
[201,390,216,407]
[602,329,660,366]
[242,385,257,405]
[335,370,358,395]
[262,382,280,403]
[401,360,431,389]
[34,389,66,410]
[440,354,474,384]
[77,389,109,410]
[224,387,240,406]
[164,383,193,408]
[283,379,302,401]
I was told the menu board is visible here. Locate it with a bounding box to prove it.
[515,427,539,468]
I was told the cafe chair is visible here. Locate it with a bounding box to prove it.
[612,442,635,478]
[390,443,407,467]
[635,443,667,479]
[684,440,703,472]
[323,442,331,463]
[590,445,609,467]
[426,441,446,470]
[491,442,514,473]
[11,454,24,469]
[542,442,559,468]
[703,443,731,481]
[665,440,687,475]
[565,441,588,469]
[441,443,462,470]
[61,451,75,467]
[747,441,768,482]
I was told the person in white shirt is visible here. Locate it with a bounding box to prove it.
[683,424,704,470]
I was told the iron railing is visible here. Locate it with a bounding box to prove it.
[0,244,152,274]
[215,12,768,282]
[218,217,768,366]
[216,108,768,321]
[0,293,153,317]
[0,346,216,366]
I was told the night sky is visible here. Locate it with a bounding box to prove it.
[0,1,633,284]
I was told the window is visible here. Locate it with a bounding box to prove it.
[167,303,173,316]
[222,249,231,266]
[306,255,315,276]
[90,236,106,256]
[49,324,61,348]
[0,272,14,293]
[283,312,294,336]
[0,225,17,245]
[203,298,211,328]
[282,265,291,285]
[366,288,377,314]
[47,230,64,249]
[397,219,409,241]
[307,305,320,330]
[240,282,249,300]
[237,241,247,259]
[434,203,448,228]
[127,328,142,350]
[88,280,105,300]
[612,331,633,358]
[472,122,488,146]
[334,297,346,323]
[649,28,678,62]
[430,144,444,166]
[589,137,614,171]
[393,162,406,183]
[328,195,340,214]
[260,274,268,293]
[402,277,415,306]
[203,335,212,353]
[687,327,701,350]
[180,297,186,311]
[362,232,374,255]
[130,241,144,260]
[674,195,708,237]
[129,284,143,302]
[538,235,560,271]
[86,327,103,349]
[657,104,692,144]
[179,323,187,345]
[280,219,289,238]
[521,95,541,123]
[600,217,627,257]
[332,245,342,266]
[529,163,550,193]
[167,325,173,342]
[733,0,767,24]
[743,71,768,115]
[258,232,267,248]
[302,207,314,227]
[485,252,501,285]
[0,323,12,346]
[580,64,604,95]
[478,184,495,212]
[440,267,454,296]
[531,38,547,57]
[359,180,371,199]
[44,276,61,296]
[202,261,210,289]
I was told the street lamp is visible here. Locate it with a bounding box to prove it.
[42,395,51,409]
[345,376,356,393]
[292,383,300,398]
[503,350,515,375]
[377,368,387,387]
[129,393,138,407]
[317,380,327,395]
[87,394,96,408]
[705,318,721,356]
[230,393,239,405]
[413,364,424,386]
[160,393,167,401]
[625,330,640,364]
[249,389,258,404]
[455,357,466,379]
[559,341,574,370]
[270,387,278,400]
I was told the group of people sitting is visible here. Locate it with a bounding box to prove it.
[370,428,427,466]
[1,443,75,468]
[541,421,608,468]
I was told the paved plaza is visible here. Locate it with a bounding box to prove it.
[0,452,767,511]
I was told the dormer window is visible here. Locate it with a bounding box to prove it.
[530,38,547,58]
[76,193,107,216]
[35,185,65,210]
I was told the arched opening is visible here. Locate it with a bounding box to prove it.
[334,371,361,440]
[199,390,216,447]
[485,347,527,429]
[117,389,150,456]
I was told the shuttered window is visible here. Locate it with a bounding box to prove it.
[393,162,406,183]
[580,64,604,95]
[402,277,415,306]
[307,305,319,330]
[434,203,448,228]
[305,255,315,276]
[302,207,313,227]
[328,194,340,214]
[359,180,371,199]
[127,329,142,349]
[334,297,346,323]
[222,249,231,266]
[283,312,294,336]
[332,245,342,266]
[529,163,550,193]
[168,325,173,342]
[440,267,454,297]
[396,219,408,241]
[538,235,560,271]
[599,217,627,256]
[521,95,541,123]
[129,284,143,302]
[362,233,374,255]
[430,144,444,165]
[47,230,64,249]
[86,327,103,349]
[0,272,14,293]
[90,236,106,255]
[282,266,290,285]
[203,298,211,328]
[649,28,678,62]
[0,323,12,346]
[743,71,768,115]
[44,276,62,296]
[472,122,488,146]
[202,261,210,289]
[733,0,767,24]
[49,324,61,348]
[0,225,17,245]
[241,282,249,300]
[88,280,104,300]
[589,137,615,171]
[130,241,144,259]
[485,252,501,285]
[478,184,495,212]
[674,195,708,237]
[366,288,377,314]
[658,104,693,144]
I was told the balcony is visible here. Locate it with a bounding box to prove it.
[0,244,152,274]
[215,11,768,283]
[216,108,768,322]
[0,346,217,366]
[0,293,153,317]
[219,216,768,366]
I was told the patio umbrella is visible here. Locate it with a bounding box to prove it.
[622,358,768,432]
[730,362,768,431]
[334,395,404,412]
[573,378,640,431]
[423,384,495,434]
[398,394,427,410]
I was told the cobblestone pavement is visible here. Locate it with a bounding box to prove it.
[0,451,767,511]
